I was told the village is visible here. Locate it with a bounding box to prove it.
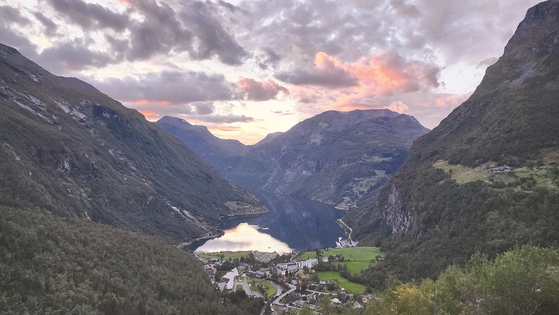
[195,244,382,313]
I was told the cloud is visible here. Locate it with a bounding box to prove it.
[134,100,219,120]
[196,115,254,124]
[0,5,30,26]
[36,0,246,65]
[0,27,38,60]
[476,57,498,69]
[47,0,129,31]
[96,70,238,104]
[283,51,440,111]
[179,2,247,65]
[122,0,193,61]
[276,52,359,88]
[387,101,409,113]
[0,0,544,142]
[33,12,58,36]
[142,111,254,124]
[351,51,441,95]
[237,76,287,101]
[37,41,114,72]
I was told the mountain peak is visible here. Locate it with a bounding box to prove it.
[504,0,559,58]
[159,115,193,126]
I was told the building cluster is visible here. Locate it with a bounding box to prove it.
[197,251,368,312]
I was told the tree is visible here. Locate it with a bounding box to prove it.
[299,303,313,315]
[319,295,334,315]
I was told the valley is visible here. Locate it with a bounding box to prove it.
[2,0,559,314]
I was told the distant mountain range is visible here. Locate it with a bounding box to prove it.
[159,110,429,209]
[0,43,265,244]
[345,0,559,284]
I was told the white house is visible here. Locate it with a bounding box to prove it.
[296,258,318,268]
[222,267,239,291]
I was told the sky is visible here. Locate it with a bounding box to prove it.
[0,0,542,144]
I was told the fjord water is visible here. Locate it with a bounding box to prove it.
[195,193,345,253]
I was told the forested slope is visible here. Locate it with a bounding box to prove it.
[0,207,263,315]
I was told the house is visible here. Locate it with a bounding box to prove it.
[296,258,318,268]
[361,294,372,303]
[222,267,239,291]
[276,263,299,275]
[322,257,329,263]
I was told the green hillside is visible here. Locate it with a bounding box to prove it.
[345,0,559,286]
[0,207,263,315]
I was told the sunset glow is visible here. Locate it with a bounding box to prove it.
[0,0,541,144]
[195,223,292,254]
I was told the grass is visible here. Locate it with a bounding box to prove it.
[434,159,559,190]
[299,247,383,274]
[333,262,371,274]
[248,278,276,297]
[300,247,382,263]
[317,272,366,293]
[434,160,489,184]
[198,251,252,260]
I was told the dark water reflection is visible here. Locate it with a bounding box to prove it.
[194,193,345,253]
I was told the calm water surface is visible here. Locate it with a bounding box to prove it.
[194,193,345,253]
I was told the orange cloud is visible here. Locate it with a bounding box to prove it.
[208,126,241,132]
[290,51,441,114]
[138,111,160,121]
[434,96,459,106]
[387,101,409,113]
[136,99,149,104]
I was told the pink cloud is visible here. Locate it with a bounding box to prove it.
[287,51,441,115]
[237,76,287,101]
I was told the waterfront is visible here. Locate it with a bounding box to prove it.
[194,193,345,253]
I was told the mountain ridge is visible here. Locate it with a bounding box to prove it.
[160,109,429,209]
[0,43,266,244]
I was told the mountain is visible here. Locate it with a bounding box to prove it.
[346,0,559,285]
[160,110,429,209]
[254,132,283,146]
[226,110,429,209]
[157,116,250,172]
[0,43,265,244]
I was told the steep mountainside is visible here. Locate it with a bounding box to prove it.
[223,110,428,209]
[346,0,559,284]
[0,44,265,244]
[157,116,250,172]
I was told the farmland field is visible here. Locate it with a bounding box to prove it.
[317,271,366,293]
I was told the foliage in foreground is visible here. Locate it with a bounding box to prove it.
[0,207,262,315]
[308,246,559,315]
